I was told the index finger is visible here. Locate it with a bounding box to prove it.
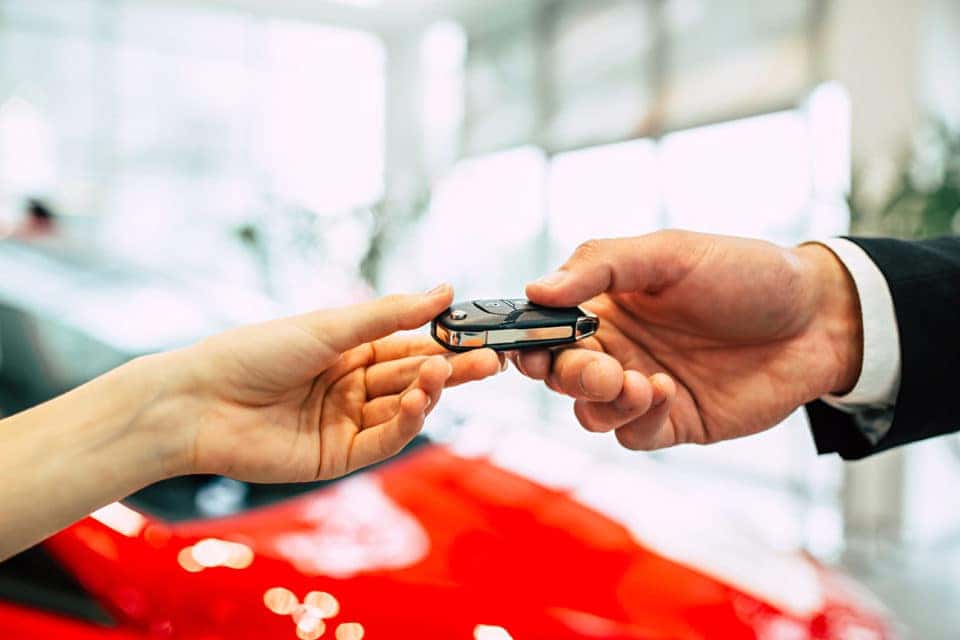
[296,284,453,356]
[525,231,709,307]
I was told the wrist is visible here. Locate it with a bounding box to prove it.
[793,243,864,396]
[121,351,197,479]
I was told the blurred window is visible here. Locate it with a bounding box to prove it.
[0,0,385,282]
[547,139,661,263]
[380,146,547,298]
[464,0,816,155]
[262,21,385,214]
[662,0,811,129]
[660,110,813,243]
[464,28,538,155]
[421,20,467,176]
[548,0,656,149]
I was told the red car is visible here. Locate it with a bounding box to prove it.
[0,432,893,640]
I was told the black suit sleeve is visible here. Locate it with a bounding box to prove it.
[807,236,960,460]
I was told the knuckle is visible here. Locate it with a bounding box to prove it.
[651,228,686,244]
[574,238,604,261]
[381,293,406,307]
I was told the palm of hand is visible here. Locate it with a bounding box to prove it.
[183,321,473,482]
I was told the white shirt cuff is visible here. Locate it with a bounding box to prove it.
[812,238,901,411]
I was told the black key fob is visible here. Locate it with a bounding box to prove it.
[431,298,599,352]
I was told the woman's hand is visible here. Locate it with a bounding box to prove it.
[1,284,501,560]
[166,284,501,481]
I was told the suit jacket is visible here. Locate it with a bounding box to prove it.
[807,236,960,459]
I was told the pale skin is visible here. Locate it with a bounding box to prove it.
[0,284,503,560]
[514,230,863,451]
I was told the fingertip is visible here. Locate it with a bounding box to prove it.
[425,354,454,379]
[401,387,430,415]
[616,370,654,413]
[416,283,454,321]
[425,282,453,300]
[579,357,623,401]
[473,348,502,375]
[573,398,615,433]
[517,350,551,380]
[649,372,676,406]
[523,281,545,303]
[524,280,563,306]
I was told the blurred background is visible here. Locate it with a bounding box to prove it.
[0,0,958,637]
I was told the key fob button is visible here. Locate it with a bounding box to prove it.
[475,300,512,315]
[450,309,468,320]
[507,298,533,311]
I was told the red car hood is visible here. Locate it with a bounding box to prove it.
[44,444,892,640]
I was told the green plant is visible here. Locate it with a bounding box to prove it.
[851,119,960,238]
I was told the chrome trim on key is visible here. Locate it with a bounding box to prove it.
[485,326,573,345]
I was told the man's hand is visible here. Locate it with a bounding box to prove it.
[513,230,863,450]
[165,285,502,481]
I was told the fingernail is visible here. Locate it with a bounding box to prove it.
[426,283,450,295]
[533,270,567,287]
[579,360,604,398]
[424,395,433,409]
[650,374,671,407]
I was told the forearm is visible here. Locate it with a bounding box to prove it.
[0,353,182,560]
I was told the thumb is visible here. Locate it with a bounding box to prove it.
[525,231,700,307]
[296,283,453,355]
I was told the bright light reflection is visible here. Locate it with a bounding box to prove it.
[192,538,231,567]
[177,539,254,572]
[263,587,299,615]
[336,622,365,640]
[90,503,146,537]
[295,608,326,640]
[273,476,429,578]
[474,624,513,640]
[225,542,255,569]
[177,547,204,573]
[304,591,340,618]
[263,585,363,638]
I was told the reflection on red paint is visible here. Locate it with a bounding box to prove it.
[273,477,429,578]
[294,609,325,640]
[303,592,339,619]
[473,625,511,640]
[176,547,203,573]
[264,587,299,616]
[335,622,364,640]
[16,444,892,640]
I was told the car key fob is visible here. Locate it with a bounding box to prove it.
[431,298,598,352]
